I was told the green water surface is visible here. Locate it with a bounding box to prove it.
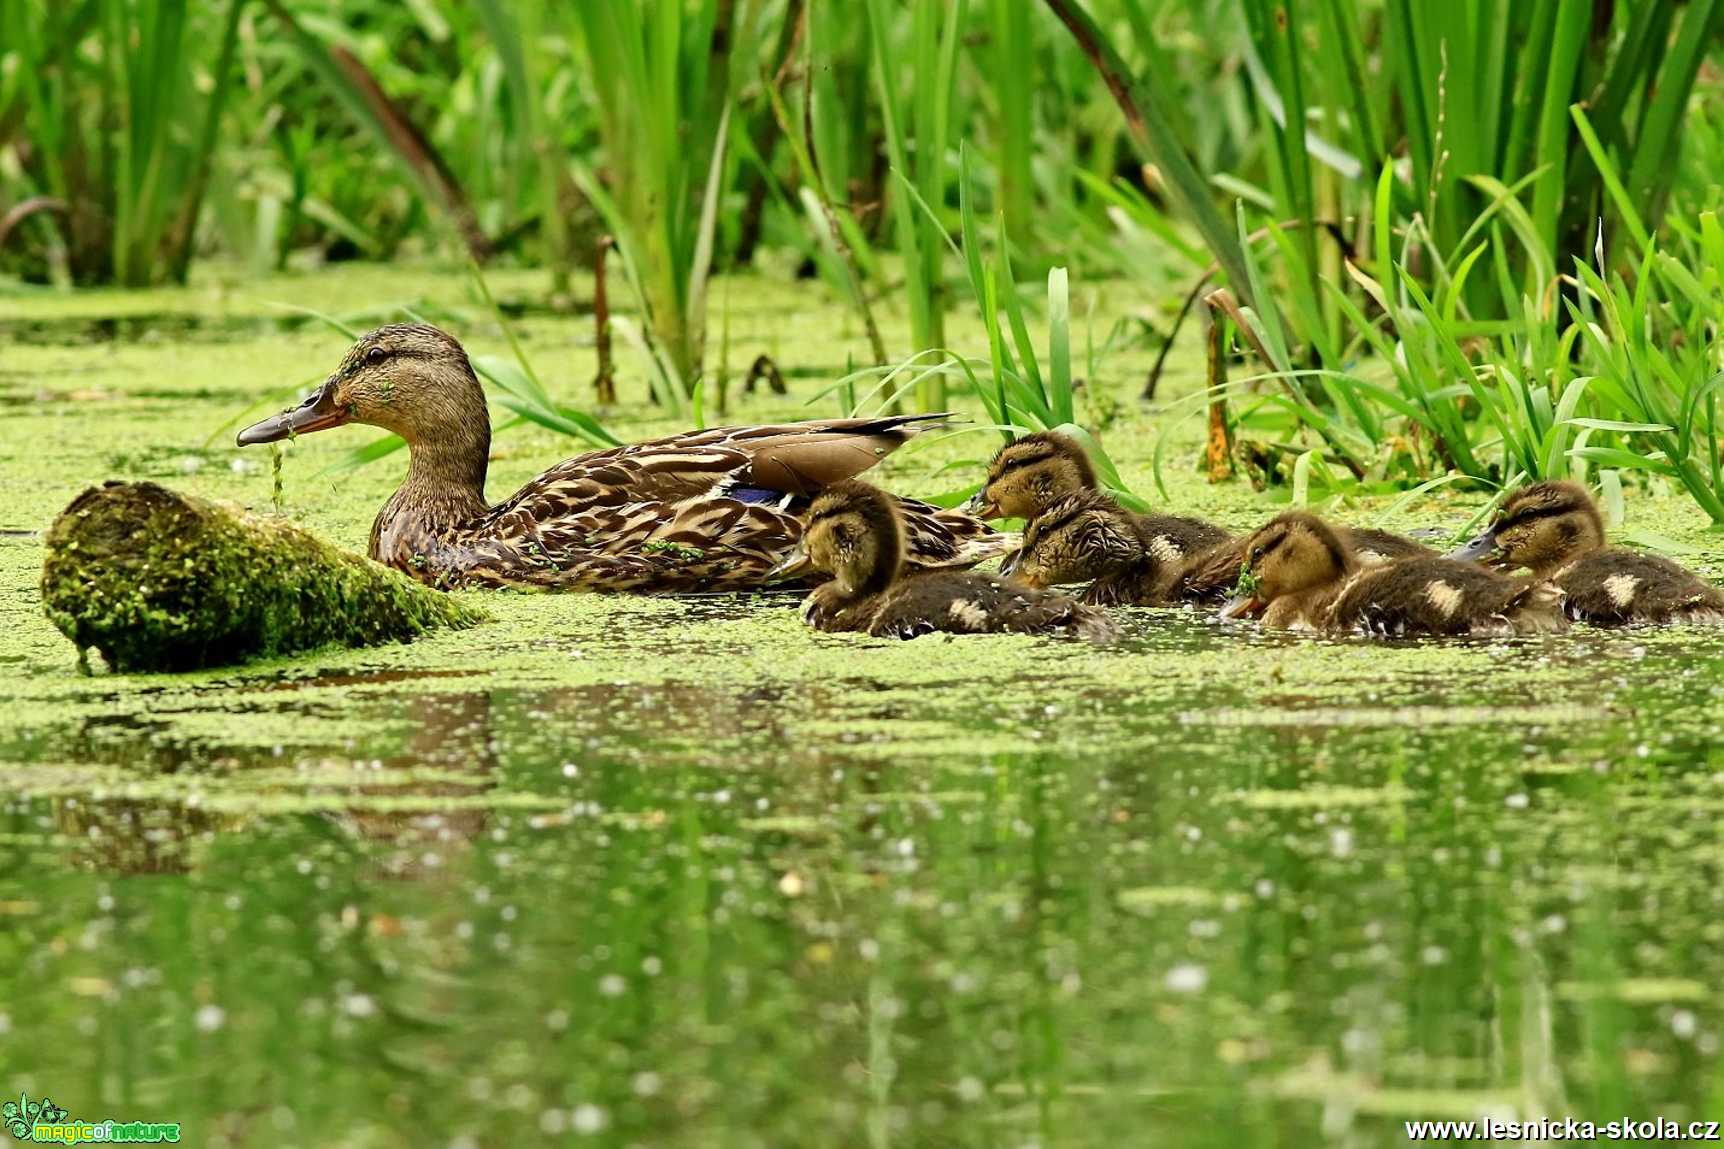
[3,266,1723,1147]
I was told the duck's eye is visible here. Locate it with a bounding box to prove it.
[1250,546,1264,562]
[366,346,389,366]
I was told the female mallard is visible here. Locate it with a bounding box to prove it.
[977,432,1430,605]
[1450,481,1724,624]
[1222,511,1565,636]
[774,481,1116,641]
[237,324,1008,592]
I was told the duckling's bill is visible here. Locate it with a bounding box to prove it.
[768,542,813,581]
[237,378,350,446]
[1446,528,1500,563]
[1218,592,1263,620]
[963,489,1002,519]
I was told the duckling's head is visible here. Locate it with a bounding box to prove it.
[237,324,489,459]
[966,431,1098,519]
[1221,511,1353,619]
[1003,491,1141,588]
[1449,481,1603,572]
[776,480,905,595]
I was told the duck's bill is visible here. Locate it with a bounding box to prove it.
[236,380,348,446]
[767,543,812,582]
[1219,593,1262,620]
[963,490,1002,519]
[1446,529,1500,563]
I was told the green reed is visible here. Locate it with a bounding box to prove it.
[0,0,243,285]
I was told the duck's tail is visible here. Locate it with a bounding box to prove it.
[737,413,956,493]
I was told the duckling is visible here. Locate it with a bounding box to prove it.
[970,431,1432,605]
[969,431,1231,543]
[967,431,1107,520]
[1175,523,1437,604]
[1450,480,1724,625]
[1003,489,1229,606]
[775,481,1117,641]
[1223,511,1565,636]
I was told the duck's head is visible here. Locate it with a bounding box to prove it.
[965,431,1098,520]
[771,480,904,594]
[1449,481,1603,572]
[237,324,488,453]
[1221,511,1353,619]
[1002,490,1140,588]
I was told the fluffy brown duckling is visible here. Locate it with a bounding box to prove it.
[1450,481,1724,625]
[968,431,1113,520]
[1003,489,1229,606]
[971,431,1232,602]
[775,480,1117,641]
[1222,511,1566,636]
[1176,523,1437,604]
[971,431,1432,605]
[969,431,1229,542]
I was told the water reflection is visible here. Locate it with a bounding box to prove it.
[2,625,1723,1146]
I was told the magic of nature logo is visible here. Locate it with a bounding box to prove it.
[3,1094,180,1144]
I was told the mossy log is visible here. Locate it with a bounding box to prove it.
[41,481,486,672]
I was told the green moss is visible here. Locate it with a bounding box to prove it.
[39,481,486,672]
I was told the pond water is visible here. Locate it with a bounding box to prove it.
[3,267,1723,1147]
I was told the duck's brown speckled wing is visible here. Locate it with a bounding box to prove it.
[1329,558,1565,636]
[1554,548,1724,624]
[867,572,1116,642]
[896,497,1019,569]
[429,416,1004,592]
[491,412,948,519]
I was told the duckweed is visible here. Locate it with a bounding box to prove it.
[4,269,1724,1146]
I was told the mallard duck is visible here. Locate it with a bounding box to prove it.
[1002,489,1229,606]
[1222,511,1566,636]
[236,324,1009,592]
[1450,480,1724,624]
[772,481,1117,641]
[978,432,1433,605]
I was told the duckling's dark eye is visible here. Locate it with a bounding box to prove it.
[366,346,389,366]
[1251,546,1264,562]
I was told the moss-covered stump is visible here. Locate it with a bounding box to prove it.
[40,481,487,672]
